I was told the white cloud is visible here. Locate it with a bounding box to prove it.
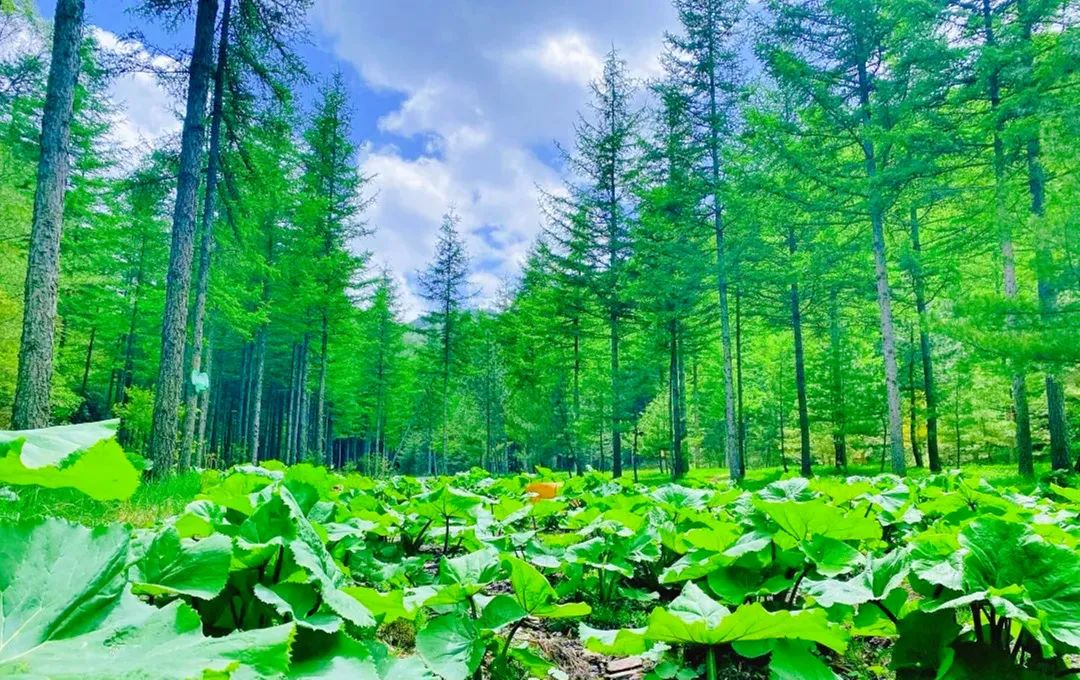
[90,27,181,154]
[515,31,604,84]
[312,0,675,320]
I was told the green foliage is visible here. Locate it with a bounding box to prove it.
[0,419,140,500]
[4,461,1078,677]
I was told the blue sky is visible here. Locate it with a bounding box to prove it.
[38,0,678,317]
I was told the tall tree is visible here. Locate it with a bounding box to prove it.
[11,0,85,429]
[666,0,747,481]
[148,0,219,475]
[560,50,639,478]
[760,0,957,475]
[299,73,366,465]
[417,210,471,476]
[180,0,231,470]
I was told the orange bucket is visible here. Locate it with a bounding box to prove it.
[525,481,561,502]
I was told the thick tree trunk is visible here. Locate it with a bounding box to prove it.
[828,291,847,469]
[870,203,906,476]
[12,0,85,429]
[788,226,811,477]
[908,208,940,471]
[148,0,219,476]
[181,0,231,470]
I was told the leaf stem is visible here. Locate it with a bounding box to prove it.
[872,600,900,626]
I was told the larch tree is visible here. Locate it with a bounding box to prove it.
[666,0,747,481]
[299,73,367,466]
[560,49,639,479]
[760,0,957,475]
[11,0,85,429]
[179,0,231,470]
[147,0,219,476]
[417,210,472,476]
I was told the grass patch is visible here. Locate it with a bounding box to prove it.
[1,471,202,526]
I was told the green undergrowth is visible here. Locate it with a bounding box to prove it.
[2,421,1079,679]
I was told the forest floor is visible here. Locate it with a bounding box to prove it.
[3,461,1068,527]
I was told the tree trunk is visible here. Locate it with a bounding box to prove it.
[610,313,622,478]
[669,319,685,480]
[704,27,741,482]
[1026,137,1070,470]
[194,344,214,467]
[908,327,924,468]
[79,327,95,398]
[788,226,811,477]
[316,312,328,462]
[735,288,746,465]
[181,0,231,470]
[12,0,85,429]
[981,0,1033,475]
[298,334,310,460]
[715,219,741,481]
[247,329,265,464]
[855,56,905,476]
[828,291,847,469]
[148,0,219,476]
[907,208,941,471]
[572,318,583,475]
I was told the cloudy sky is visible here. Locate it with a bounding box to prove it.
[43,0,679,318]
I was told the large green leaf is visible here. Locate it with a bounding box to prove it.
[291,634,434,679]
[0,519,292,678]
[503,555,591,619]
[803,548,910,608]
[131,527,232,599]
[0,519,129,656]
[415,613,487,680]
[755,499,881,543]
[579,624,653,656]
[4,596,294,679]
[0,420,139,500]
[645,582,848,652]
[239,485,374,628]
[929,517,1080,652]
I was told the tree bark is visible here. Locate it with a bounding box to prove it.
[907,207,940,471]
[856,58,905,476]
[247,329,265,464]
[148,0,219,475]
[316,312,329,459]
[610,313,622,478]
[735,288,746,464]
[828,290,847,469]
[181,0,231,470]
[908,327,924,468]
[298,333,310,459]
[788,226,811,477]
[981,0,1033,474]
[669,319,686,480]
[12,0,85,429]
[1025,136,1070,470]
